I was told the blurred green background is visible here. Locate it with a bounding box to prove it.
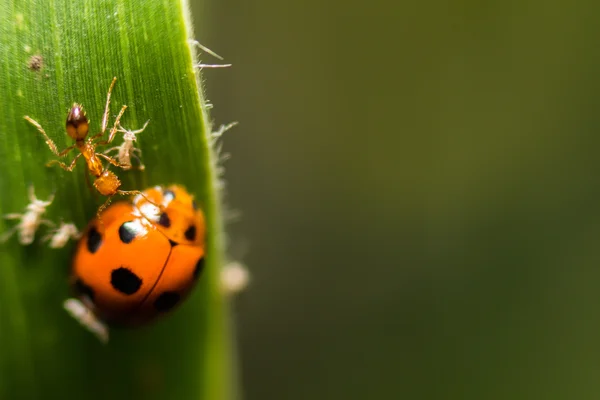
[193,0,600,399]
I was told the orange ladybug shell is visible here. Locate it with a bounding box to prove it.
[132,184,205,247]
[70,185,206,327]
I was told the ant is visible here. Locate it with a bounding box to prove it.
[24,77,160,221]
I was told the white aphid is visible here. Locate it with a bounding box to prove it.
[0,185,55,245]
[103,120,149,171]
[188,39,232,69]
[42,221,81,249]
[220,261,250,295]
[63,298,109,344]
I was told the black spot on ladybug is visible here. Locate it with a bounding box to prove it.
[86,226,102,253]
[158,212,171,228]
[169,239,178,247]
[74,277,95,302]
[194,256,205,279]
[111,267,142,295]
[164,190,175,202]
[184,225,196,241]
[154,291,180,312]
[118,221,137,244]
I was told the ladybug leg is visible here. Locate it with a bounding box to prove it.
[63,298,109,344]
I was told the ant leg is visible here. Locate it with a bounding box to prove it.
[84,171,96,196]
[96,195,114,228]
[58,145,77,157]
[118,190,164,213]
[129,192,165,223]
[100,153,146,172]
[97,153,130,170]
[4,213,22,220]
[24,116,76,157]
[101,77,117,135]
[46,153,82,171]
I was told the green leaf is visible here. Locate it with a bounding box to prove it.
[0,0,239,399]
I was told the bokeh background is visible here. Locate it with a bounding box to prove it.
[192,1,600,399]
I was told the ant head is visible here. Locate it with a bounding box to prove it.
[66,103,89,140]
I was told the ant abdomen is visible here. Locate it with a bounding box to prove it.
[66,104,90,140]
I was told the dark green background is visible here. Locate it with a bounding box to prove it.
[193,0,600,399]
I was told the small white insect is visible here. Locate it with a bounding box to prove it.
[42,221,81,249]
[220,261,250,295]
[63,298,109,344]
[188,39,232,69]
[0,185,55,245]
[103,120,149,171]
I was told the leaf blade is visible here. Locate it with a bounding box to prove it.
[0,0,238,398]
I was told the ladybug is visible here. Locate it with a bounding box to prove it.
[66,184,206,340]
